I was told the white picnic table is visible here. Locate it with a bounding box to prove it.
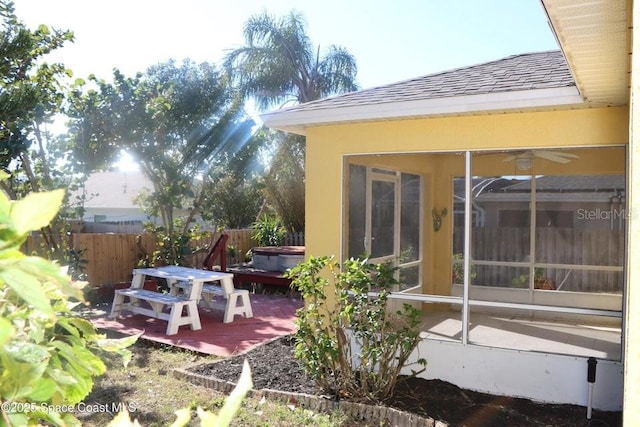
[109,265,253,335]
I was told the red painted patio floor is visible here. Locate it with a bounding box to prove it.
[90,293,304,357]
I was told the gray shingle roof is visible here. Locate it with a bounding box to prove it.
[277,50,574,113]
[497,175,624,192]
[475,175,625,203]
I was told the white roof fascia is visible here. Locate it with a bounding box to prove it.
[261,86,584,135]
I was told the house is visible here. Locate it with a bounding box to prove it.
[452,175,625,294]
[69,170,154,231]
[72,170,212,232]
[261,0,638,420]
[454,175,626,230]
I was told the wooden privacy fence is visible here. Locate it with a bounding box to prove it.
[24,229,306,288]
[453,227,624,292]
[24,229,255,288]
[284,231,305,246]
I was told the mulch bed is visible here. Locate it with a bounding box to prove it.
[188,335,622,426]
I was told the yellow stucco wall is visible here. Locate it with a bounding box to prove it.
[308,106,627,153]
[304,106,628,305]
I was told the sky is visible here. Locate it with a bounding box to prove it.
[14,0,560,93]
[13,1,560,170]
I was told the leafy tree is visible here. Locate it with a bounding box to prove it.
[0,0,87,265]
[200,174,263,229]
[0,0,73,165]
[224,11,358,232]
[198,124,271,229]
[262,132,305,232]
[66,60,258,237]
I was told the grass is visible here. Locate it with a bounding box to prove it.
[80,338,359,427]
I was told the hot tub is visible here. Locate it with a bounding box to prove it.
[252,246,305,272]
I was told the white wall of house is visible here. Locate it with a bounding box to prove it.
[404,339,623,411]
[81,207,150,223]
[72,171,152,223]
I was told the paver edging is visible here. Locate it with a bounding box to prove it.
[173,363,441,427]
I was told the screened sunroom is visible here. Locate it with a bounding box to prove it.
[343,146,625,409]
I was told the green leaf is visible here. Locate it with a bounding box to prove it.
[106,410,137,427]
[1,343,50,399]
[47,367,79,386]
[52,340,106,377]
[170,407,192,427]
[62,363,93,403]
[9,189,64,235]
[7,412,29,427]
[57,316,101,340]
[95,333,140,368]
[0,317,15,346]
[31,410,69,427]
[27,377,57,400]
[215,359,253,426]
[37,24,50,34]
[96,333,140,352]
[6,341,50,365]
[15,256,85,303]
[27,317,46,344]
[0,267,54,317]
[59,412,83,427]
[197,407,219,427]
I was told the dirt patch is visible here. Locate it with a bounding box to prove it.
[190,335,622,427]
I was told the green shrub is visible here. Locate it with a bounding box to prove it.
[451,253,477,284]
[0,175,137,426]
[251,214,286,247]
[286,256,426,403]
[140,218,208,267]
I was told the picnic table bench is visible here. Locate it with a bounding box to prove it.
[172,281,253,324]
[110,288,200,335]
[110,265,252,335]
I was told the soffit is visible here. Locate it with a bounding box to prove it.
[541,0,631,106]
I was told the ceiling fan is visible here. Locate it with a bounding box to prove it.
[502,150,579,170]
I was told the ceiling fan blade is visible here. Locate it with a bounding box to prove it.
[536,154,571,164]
[501,150,579,164]
[502,150,529,162]
[534,151,578,164]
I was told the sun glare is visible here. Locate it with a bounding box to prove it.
[116,150,139,172]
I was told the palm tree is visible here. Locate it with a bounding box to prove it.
[224,11,359,111]
[225,11,359,233]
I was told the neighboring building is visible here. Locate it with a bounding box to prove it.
[452,177,519,227]
[262,0,638,421]
[72,170,211,232]
[71,170,153,229]
[473,175,626,230]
